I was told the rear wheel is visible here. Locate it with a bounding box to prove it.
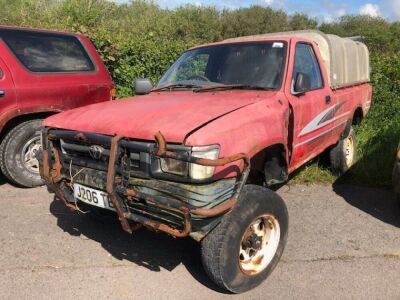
[201,185,288,293]
[330,126,356,174]
[0,120,44,187]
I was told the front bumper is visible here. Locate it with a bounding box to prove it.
[39,129,250,240]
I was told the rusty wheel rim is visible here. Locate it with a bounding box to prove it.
[344,135,354,168]
[239,214,280,275]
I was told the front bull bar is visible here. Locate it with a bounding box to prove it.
[40,129,250,238]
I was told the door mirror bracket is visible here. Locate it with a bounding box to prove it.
[292,72,311,96]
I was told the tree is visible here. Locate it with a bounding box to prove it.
[289,13,318,30]
[220,6,289,39]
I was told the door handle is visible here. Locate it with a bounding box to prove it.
[0,90,5,97]
[325,95,331,104]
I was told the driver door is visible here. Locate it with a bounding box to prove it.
[286,41,336,170]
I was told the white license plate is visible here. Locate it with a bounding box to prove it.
[73,183,115,211]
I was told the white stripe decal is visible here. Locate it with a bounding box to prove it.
[299,103,350,137]
[294,120,348,148]
[299,105,336,137]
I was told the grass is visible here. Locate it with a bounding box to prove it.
[289,163,337,185]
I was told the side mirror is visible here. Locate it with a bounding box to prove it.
[134,78,153,95]
[293,72,311,95]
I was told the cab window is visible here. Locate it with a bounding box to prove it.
[293,43,323,90]
[176,53,209,82]
[158,42,287,90]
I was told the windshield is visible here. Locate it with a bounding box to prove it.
[157,41,287,90]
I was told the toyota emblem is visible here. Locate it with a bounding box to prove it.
[89,145,104,160]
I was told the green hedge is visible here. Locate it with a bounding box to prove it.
[90,34,188,97]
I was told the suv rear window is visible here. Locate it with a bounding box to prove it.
[0,29,95,73]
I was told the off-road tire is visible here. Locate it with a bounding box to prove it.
[0,119,44,187]
[201,185,288,293]
[330,126,356,174]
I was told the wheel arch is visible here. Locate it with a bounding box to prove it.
[249,143,288,187]
[0,111,57,141]
[352,106,364,125]
[339,106,363,139]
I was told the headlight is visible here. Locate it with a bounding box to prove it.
[190,146,220,180]
[160,157,189,176]
[159,145,220,180]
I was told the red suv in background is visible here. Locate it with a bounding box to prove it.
[0,26,114,187]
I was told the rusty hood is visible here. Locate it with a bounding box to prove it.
[43,90,270,143]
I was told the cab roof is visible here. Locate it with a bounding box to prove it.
[0,25,81,37]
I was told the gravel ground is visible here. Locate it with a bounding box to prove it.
[0,177,399,300]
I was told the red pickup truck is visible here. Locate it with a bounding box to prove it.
[0,26,113,187]
[39,30,372,293]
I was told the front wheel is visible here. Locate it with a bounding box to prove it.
[201,185,288,293]
[0,120,44,187]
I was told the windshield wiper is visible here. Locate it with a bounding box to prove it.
[193,84,275,92]
[152,83,203,92]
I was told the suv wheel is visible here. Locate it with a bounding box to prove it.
[330,126,356,174]
[201,185,288,293]
[0,120,44,187]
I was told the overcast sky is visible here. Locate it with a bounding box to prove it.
[116,0,400,22]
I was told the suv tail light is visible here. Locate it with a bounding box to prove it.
[110,87,117,100]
